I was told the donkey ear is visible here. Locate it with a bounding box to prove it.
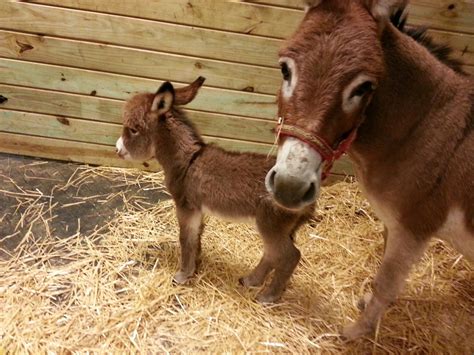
[151,81,175,113]
[363,0,408,25]
[174,76,206,106]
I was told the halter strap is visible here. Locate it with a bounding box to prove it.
[275,117,359,180]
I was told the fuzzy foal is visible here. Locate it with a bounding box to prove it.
[115,78,314,303]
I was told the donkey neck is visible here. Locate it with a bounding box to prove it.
[153,113,204,178]
[352,24,467,166]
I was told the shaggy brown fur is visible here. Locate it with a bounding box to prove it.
[116,78,314,303]
[271,0,473,340]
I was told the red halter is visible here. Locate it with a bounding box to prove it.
[275,117,358,180]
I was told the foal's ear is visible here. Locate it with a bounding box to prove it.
[151,81,175,113]
[174,76,206,106]
[363,0,409,26]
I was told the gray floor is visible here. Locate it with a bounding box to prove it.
[0,153,168,259]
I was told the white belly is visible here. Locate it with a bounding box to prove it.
[435,207,474,262]
[202,205,256,226]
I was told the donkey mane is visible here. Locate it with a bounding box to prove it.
[171,107,205,147]
[390,8,466,75]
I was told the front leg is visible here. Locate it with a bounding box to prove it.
[343,227,428,340]
[173,207,203,284]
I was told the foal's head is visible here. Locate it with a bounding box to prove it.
[266,0,405,210]
[116,77,205,161]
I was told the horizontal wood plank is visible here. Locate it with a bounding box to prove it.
[0,1,281,67]
[26,0,302,39]
[0,59,277,120]
[462,65,474,74]
[406,0,474,35]
[26,0,474,37]
[0,131,160,170]
[0,109,275,154]
[4,2,472,69]
[0,84,276,144]
[0,30,280,95]
[425,28,474,66]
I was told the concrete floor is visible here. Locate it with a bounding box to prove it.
[0,153,167,259]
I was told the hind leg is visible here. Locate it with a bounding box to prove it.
[342,226,428,340]
[173,207,203,284]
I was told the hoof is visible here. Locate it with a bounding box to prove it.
[256,292,281,304]
[239,275,264,288]
[341,321,373,341]
[173,271,193,285]
[357,293,373,311]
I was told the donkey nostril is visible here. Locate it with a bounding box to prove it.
[269,170,276,189]
[265,169,277,194]
[302,182,316,203]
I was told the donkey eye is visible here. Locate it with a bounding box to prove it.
[350,81,374,98]
[129,127,139,135]
[281,63,291,81]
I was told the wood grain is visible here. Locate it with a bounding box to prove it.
[0,109,275,154]
[0,84,276,144]
[0,1,281,67]
[0,59,278,120]
[0,30,280,95]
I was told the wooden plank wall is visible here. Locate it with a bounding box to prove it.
[0,0,472,173]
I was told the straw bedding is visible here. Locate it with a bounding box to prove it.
[1,167,472,354]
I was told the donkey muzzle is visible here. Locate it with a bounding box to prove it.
[266,167,319,210]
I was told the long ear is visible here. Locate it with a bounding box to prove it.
[151,81,175,113]
[174,76,206,106]
[363,0,409,25]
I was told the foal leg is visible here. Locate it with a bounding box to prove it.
[173,207,203,284]
[256,234,301,303]
[342,227,428,340]
[239,254,273,288]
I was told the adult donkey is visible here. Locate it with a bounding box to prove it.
[265,0,473,340]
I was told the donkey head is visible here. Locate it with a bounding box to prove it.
[266,0,404,210]
[116,77,205,161]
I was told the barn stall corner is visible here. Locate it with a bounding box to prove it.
[0,0,473,353]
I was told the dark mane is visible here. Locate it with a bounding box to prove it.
[390,8,466,75]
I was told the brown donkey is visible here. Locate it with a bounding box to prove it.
[265,0,473,340]
[115,77,314,303]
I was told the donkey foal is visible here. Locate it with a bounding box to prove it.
[115,77,314,303]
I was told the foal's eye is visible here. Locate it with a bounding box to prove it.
[281,62,291,81]
[129,128,139,136]
[350,81,375,98]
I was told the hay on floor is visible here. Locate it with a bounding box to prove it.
[0,167,472,353]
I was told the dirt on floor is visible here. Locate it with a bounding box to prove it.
[0,153,168,259]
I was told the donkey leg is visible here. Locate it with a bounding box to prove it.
[239,255,273,288]
[173,207,203,284]
[257,236,301,303]
[342,228,428,340]
[358,225,389,311]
